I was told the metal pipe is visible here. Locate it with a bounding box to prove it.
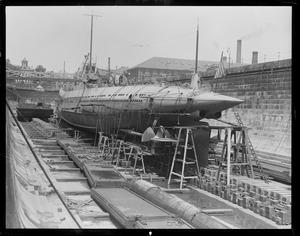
[129,179,228,229]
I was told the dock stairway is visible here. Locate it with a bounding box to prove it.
[234,112,270,183]
[216,113,269,183]
[168,127,200,189]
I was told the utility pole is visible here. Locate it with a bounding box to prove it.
[84,12,101,72]
[63,61,65,74]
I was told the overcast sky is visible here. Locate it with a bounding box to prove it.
[6,6,291,73]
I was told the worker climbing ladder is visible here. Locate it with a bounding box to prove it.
[168,127,200,189]
[234,112,269,183]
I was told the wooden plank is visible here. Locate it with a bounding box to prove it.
[41,154,69,158]
[64,191,91,195]
[50,168,81,172]
[45,161,74,164]
[201,209,234,216]
[56,178,87,182]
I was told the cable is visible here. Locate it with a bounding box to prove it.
[115,112,123,140]
[101,25,195,47]
[93,119,99,147]
[145,31,195,46]
[124,111,134,141]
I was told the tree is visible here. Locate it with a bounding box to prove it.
[35,65,46,72]
[6,59,21,70]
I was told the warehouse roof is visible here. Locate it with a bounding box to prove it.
[129,57,242,72]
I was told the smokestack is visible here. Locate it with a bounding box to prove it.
[252,51,258,64]
[236,40,242,63]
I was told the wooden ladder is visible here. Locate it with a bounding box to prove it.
[168,127,200,189]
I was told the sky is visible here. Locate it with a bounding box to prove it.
[6,6,292,73]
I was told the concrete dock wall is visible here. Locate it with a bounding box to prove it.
[5,106,77,228]
[203,59,292,157]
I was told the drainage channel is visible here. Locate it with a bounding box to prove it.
[20,121,195,229]
[19,121,118,229]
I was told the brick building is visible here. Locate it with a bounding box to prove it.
[127,57,242,84]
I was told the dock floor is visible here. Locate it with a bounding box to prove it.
[7,116,292,229]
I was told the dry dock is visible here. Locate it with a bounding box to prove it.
[7,59,292,184]
[6,103,292,229]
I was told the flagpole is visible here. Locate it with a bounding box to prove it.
[214,51,223,92]
[195,18,199,75]
[190,18,200,89]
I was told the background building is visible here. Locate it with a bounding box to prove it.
[127,57,242,84]
[20,58,34,77]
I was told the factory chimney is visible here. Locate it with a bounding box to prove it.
[252,51,258,64]
[236,40,242,63]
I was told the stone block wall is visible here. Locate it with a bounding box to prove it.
[203,59,292,157]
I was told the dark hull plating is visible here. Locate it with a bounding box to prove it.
[59,109,200,135]
[17,107,53,121]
